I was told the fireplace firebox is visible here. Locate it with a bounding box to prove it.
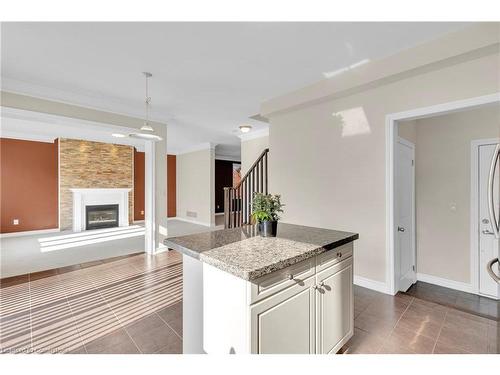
[85,204,119,230]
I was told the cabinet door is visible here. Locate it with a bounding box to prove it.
[316,258,353,354]
[250,276,315,354]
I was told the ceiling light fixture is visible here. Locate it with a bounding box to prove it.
[129,72,163,141]
[112,133,126,138]
[239,125,252,133]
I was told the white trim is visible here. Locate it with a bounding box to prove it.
[144,141,156,254]
[0,131,56,143]
[0,228,60,238]
[470,138,500,297]
[58,138,61,230]
[167,216,211,227]
[353,275,390,294]
[416,273,475,294]
[176,142,216,156]
[239,128,269,141]
[133,220,145,224]
[386,92,500,295]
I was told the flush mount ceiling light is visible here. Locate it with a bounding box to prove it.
[129,72,163,141]
[239,125,252,133]
[112,133,126,138]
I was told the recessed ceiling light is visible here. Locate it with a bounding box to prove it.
[239,125,252,133]
[112,133,126,138]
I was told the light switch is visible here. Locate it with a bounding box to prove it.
[141,210,144,215]
[13,219,19,225]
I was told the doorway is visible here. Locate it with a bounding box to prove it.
[386,93,500,296]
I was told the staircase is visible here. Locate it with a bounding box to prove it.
[223,148,269,228]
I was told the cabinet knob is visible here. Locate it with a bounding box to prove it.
[319,281,325,288]
[337,252,342,258]
[287,274,294,280]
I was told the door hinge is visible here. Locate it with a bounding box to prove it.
[412,159,414,166]
[412,265,415,271]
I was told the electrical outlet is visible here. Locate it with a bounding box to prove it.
[187,211,197,218]
[141,210,144,215]
[13,219,19,225]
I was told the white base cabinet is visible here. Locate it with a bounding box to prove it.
[203,243,354,354]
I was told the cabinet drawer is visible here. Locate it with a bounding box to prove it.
[250,258,315,304]
[316,243,353,272]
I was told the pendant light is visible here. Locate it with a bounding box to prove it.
[129,72,163,141]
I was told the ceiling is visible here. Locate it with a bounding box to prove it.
[1,22,470,153]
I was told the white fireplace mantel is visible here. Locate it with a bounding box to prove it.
[70,188,131,232]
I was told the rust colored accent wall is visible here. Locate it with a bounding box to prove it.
[134,149,145,221]
[59,139,134,230]
[133,152,176,219]
[167,155,176,217]
[0,138,59,233]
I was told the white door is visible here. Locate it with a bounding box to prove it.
[396,138,416,292]
[478,143,500,298]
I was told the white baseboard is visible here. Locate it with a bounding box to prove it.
[167,216,211,227]
[416,272,474,294]
[0,228,60,239]
[133,220,145,224]
[354,275,391,295]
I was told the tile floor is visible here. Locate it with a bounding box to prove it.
[341,285,499,354]
[405,281,499,321]
[0,251,183,354]
[1,251,498,354]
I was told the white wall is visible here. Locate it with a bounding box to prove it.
[398,120,417,144]
[241,135,269,175]
[414,106,499,284]
[176,147,215,226]
[262,25,499,287]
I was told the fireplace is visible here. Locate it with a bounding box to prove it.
[85,204,119,230]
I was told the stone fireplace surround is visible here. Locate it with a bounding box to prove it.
[70,188,131,232]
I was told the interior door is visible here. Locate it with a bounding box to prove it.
[396,139,416,292]
[478,143,500,297]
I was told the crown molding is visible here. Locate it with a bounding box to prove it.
[1,77,169,125]
[239,127,269,141]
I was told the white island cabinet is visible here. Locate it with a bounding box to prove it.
[203,243,353,354]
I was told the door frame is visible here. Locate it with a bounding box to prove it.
[470,138,500,298]
[386,92,500,295]
[395,137,416,292]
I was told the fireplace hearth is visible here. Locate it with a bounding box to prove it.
[85,204,119,230]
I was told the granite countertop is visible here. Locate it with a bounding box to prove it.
[164,223,358,281]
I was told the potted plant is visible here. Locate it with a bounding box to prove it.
[251,193,284,237]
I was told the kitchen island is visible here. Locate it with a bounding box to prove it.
[164,223,358,354]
